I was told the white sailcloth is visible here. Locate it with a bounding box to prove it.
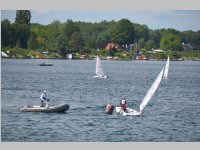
[95,56,105,77]
[163,56,170,79]
[139,67,164,113]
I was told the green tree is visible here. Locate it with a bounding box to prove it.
[144,40,156,50]
[36,36,46,50]
[15,10,32,48]
[112,19,135,46]
[182,30,200,50]
[17,23,31,48]
[160,34,181,51]
[1,20,19,48]
[62,19,84,53]
[138,38,145,49]
[50,20,61,29]
[28,31,38,50]
[15,10,31,24]
[68,32,83,53]
[10,23,19,47]
[148,30,161,48]
[96,30,111,49]
[1,19,12,47]
[134,24,149,41]
[56,34,68,57]
[45,20,62,52]
[63,19,80,39]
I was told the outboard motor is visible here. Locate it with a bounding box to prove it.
[106,103,114,114]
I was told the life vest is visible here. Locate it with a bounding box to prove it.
[121,103,127,111]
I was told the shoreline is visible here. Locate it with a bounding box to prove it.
[1,57,200,61]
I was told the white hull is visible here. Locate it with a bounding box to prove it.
[93,75,108,79]
[115,107,141,116]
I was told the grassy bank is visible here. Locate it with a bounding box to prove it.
[2,47,200,61]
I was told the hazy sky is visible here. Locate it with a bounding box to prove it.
[1,10,200,31]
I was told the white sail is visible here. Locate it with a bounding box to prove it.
[94,56,107,78]
[139,67,164,113]
[163,56,170,79]
[96,56,104,76]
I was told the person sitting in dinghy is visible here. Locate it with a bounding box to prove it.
[40,90,49,107]
[120,97,128,113]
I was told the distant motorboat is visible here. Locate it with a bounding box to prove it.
[39,62,53,66]
[93,56,108,79]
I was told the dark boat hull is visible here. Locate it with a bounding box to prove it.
[39,64,53,66]
[21,104,69,113]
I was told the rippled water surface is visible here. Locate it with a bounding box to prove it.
[1,59,200,141]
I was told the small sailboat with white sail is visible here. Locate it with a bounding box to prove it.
[93,56,108,79]
[163,56,170,79]
[115,67,164,116]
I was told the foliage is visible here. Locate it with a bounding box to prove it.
[134,24,149,41]
[1,12,200,59]
[1,19,12,47]
[15,10,31,25]
[112,19,135,45]
[56,34,68,57]
[160,34,182,51]
[15,10,31,48]
[144,40,156,50]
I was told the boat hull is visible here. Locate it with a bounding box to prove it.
[115,107,141,116]
[93,75,108,79]
[21,103,69,113]
[39,64,53,66]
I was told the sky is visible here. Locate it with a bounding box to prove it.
[1,10,200,31]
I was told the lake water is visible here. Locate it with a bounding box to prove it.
[1,59,200,142]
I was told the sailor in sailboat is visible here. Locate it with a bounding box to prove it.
[115,67,164,116]
[120,97,128,113]
[40,90,49,107]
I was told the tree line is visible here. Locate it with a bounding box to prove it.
[1,10,200,58]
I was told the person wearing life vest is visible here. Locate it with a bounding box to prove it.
[40,90,49,107]
[120,97,127,112]
[106,103,114,114]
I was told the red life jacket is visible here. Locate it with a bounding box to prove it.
[121,104,127,111]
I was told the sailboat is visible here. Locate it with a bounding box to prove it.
[93,56,108,79]
[115,67,164,116]
[163,56,170,79]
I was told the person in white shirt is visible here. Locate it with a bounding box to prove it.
[40,90,48,107]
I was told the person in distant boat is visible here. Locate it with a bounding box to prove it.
[120,97,127,112]
[40,90,48,107]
